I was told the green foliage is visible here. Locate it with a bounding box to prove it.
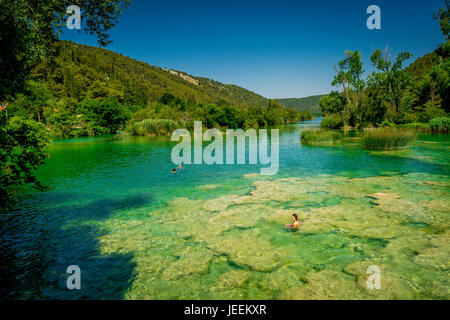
[319,91,346,114]
[434,0,449,41]
[6,80,133,140]
[419,104,448,122]
[301,129,343,146]
[326,2,449,130]
[331,50,365,126]
[326,42,448,129]
[396,122,431,132]
[0,0,131,101]
[404,52,442,80]
[321,114,344,129]
[7,80,52,122]
[0,113,49,200]
[277,95,325,114]
[129,106,157,124]
[79,97,129,135]
[362,128,417,150]
[381,120,395,128]
[202,104,240,128]
[126,119,178,136]
[429,117,450,133]
[411,59,450,115]
[369,48,413,114]
[126,96,307,135]
[4,38,305,140]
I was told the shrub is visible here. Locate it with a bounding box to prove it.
[362,128,417,150]
[321,114,344,129]
[301,129,343,146]
[390,112,419,124]
[429,117,450,133]
[1,115,49,200]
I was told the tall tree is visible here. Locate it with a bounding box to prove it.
[332,50,365,126]
[370,47,412,113]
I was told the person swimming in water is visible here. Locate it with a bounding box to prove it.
[172,168,177,173]
[286,214,301,231]
[178,162,182,171]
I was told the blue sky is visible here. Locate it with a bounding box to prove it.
[62,0,446,99]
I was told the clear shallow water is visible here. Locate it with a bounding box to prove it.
[1,119,449,299]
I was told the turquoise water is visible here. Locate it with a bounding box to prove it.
[1,119,449,299]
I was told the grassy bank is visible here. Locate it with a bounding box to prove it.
[301,129,343,146]
[362,128,417,150]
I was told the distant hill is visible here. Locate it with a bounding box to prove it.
[276,95,326,115]
[33,41,268,108]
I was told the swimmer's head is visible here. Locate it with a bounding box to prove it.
[292,214,298,221]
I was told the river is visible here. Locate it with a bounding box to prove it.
[1,119,449,299]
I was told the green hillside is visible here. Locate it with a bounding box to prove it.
[277,95,326,115]
[7,40,310,140]
[32,41,268,108]
[404,51,442,81]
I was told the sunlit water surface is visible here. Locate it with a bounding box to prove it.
[1,119,449,299]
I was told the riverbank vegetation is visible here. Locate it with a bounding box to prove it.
[362,128,417,151]
[319,3,449,132]
[1,1,448,196]
[125,94,311,136]
[126,119,178,136]
[301,129,343,146]
[3,39,311,139]
[0,1,310,195]
[320,113,344,129]
[0,113,49,202]
[430,116,450,133]
[0,0,132,199]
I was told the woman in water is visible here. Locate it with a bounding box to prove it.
[286,214,301,231]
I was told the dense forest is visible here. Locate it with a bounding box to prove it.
[277,95,326,115]
[319,4,449,130]
[33,41,270,108]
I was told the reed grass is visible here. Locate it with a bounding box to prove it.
[362,128,417,150]
[301,129,343,146]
